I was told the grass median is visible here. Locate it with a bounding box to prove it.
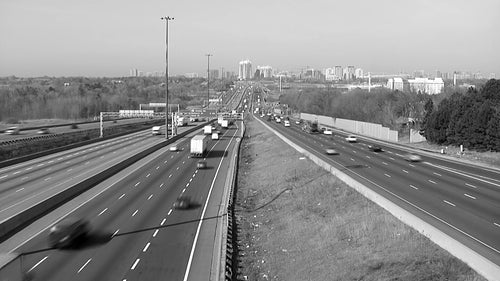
[234,116,485,281]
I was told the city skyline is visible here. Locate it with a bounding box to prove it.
[1,0,499,77]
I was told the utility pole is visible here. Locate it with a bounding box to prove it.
[161,16,174,139]
[206,54,212,109]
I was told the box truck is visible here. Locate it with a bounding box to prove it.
[190,135,209,157]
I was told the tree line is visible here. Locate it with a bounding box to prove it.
[0,76,233,122]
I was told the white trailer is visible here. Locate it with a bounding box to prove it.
[221,120,229,128]
[190,135,209,157]
[203,125,212,135]
[177,117,188,127]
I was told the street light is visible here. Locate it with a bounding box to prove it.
[206,53,212,109]
[161,16,174,139]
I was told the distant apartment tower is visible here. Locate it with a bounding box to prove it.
[325,68,335,81]
[344,66,355,80]
[334,66,343,80]
[185,73,199,78]
[386,77,409,91]
[408,77,444,95]
[238,60,253,80]
[209,69,219,79]
[130,68,139,77]
[355,68,364,79]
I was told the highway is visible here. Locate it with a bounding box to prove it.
[0,121,241,280]
[258,114,500,268]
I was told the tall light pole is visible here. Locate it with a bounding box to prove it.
[161,16,174,139]
[206,53,212,109]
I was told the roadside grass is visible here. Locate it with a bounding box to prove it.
[235,117,486,281]
[0,118,82,130]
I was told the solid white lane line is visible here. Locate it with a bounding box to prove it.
[410,185,418,190]
[132,210,138,217]
[147,194,153,200]
[464,193,476,200]
[433,172,442,177]
[98,208,108,216]
[146,173,150,178]
[16,188,24,192]
[402,169,408,173]
[119,193,125,200]
[78,259,92,273]
[135,182,140,187]
[153,229,159,237]
[465,183,477,189]
[168,209,172,215]
[131,259,140,270]
[161,218,166,226]
[428,179,437,184]
[443,200,456,207]
[384,174,391,178]
[143,243,150,252]
[28,256,49,272]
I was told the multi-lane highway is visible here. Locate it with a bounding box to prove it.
[0,120,242,280]
[258,114,500,269]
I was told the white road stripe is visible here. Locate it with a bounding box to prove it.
[443,200,456,207]
[161,218,166,225]
[384,174,391,178]
[147,194,153,200]
[37,164,44,167]
[13,171,20,175]
[44,177,51,181]
[146,173,150,178]
[153,229,159,237]
[119,193,125,200]
[0,175,7,179]
[402,169,408,173]
[164,160,168,163]
[131,259,140,270]
[28,256,49,272]
[132,210,138,216]
[26,167,33,170]
[135,182,140,187]
[160,183,164,188]
[366,156,371,159]
[67,168,73,172]
[168,209,172,215]
[113,229,120,237]
[464,193,476,200]
[156,166,160,170]
[143,243,150,252]
[382,162,388,165]
[16,188,24,192]
[410,185,418,190]
[494,223,500,228]
[433,172,442,177]
[409,164,415,167]
[428,179,437,184]
[465,183,477,189]
[98,208,108,216]
[169,174,172,178]
[77,259,92,273]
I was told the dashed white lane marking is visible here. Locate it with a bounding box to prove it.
[16,188,24,192]
[182,161,185,164]
[153,229,159,237]
[78,258,92,273]
[85,161,90,165]
[382,162,388,165]
[147,194,153,200]
[143,243,150,252]
[171,155,174,158]
[350,158,355,161]
[384,174,391,178]
[57,157,63,160]
[131,259,140,270]
[37,164,44,167]
[428,179,437,184]
[433,172,442,177]
[161,218,166,226]
[366,156,371,159]
[176,167,179,170]
[352,150,357,153]
[132,210,138,217]
[119,193,125,200]
[182,188,186,193]
[44,177,51,181]
[465,183,477,189]
[169,174,172,178]
[389,157,395,160]
[156,166,160,170]
[168,209,172,216]
[0,175,7,179]
[13,171,20,175]
[100,156,104,159]
[443,200,456,207]
[113,229,120,237]
[189,178,193,182]
[409,184,418,190]
[494,223,500,228]
[146,173,150,178]
[402,169,408,173]
[26,167,33,170]
[464,193,476,200]
[21,177,28,180]
[98,208,108,216]
[408,164,415,168]
[28,256,49,272]
[135,182,140,187]
[67,168,73,172]
[160,183,164,188]
[164,160,168,164]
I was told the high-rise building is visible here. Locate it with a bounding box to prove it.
[334,66,343,80]
[130,68,138,77]
[344,66,355,80]
[325,68,335,81]
[355,68,364,79]
[256,66,273,78]
[408,77,444,95]
[238,60,253,80]
[209,69,219,79]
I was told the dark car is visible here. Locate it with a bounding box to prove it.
[368,145,383,152]
[325,148,339,155]
[48,218,90,248]
[173,195,192,209]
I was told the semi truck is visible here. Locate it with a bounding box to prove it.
[203,125,212,135]
[221,119,229,128]
[302,121,319,133]
[190,135,209,157]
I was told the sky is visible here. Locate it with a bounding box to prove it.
[1,0,499,77]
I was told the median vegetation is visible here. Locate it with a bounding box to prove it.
[233,116,485,280]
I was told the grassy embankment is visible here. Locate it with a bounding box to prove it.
[235,116,486,280]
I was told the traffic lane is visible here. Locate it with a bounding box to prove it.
[0,133,164,221]
[15,140,204,280]
[267,118,500,265]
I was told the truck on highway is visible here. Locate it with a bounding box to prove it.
[302,121,319,133]
[152,126,163,135]
[176,116,188,127]
[221,119,229,128]
[203,125,212,135]
[190,135,209,157]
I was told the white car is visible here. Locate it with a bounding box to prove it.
[323,129,333,135]
[211,132,219,140]
[169,145,179,152]
[345,135,357,142]
[284,120,290,127]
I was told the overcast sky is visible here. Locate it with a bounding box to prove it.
[1,0,499,77]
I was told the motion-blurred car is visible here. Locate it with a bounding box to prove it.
[404,153,422,162]
[4,127,19,135]
[37,127,50,134]
[345,135,357,142]
[173,195,192,209]
[48,218,90,248]
[368,145,382,152]
[169,145,179,152]
[325,148,339,155]
[196,160,207,169]
[323,129,333,135]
